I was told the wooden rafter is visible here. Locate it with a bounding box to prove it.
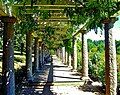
[13,4,82,8]
[22,12,65,15]
[39,18,71,22]
[25,8,64,11]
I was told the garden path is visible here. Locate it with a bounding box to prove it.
[20,55,103,95]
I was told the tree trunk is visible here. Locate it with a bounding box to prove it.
[82,33,89,79]
[104,18,117,95]
[34,37,39,72]
[1,16,16,95]
[73,37,77,71]
[26,31,33,81]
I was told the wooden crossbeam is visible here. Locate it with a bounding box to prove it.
[25,8,64,11]
[72,24,86,37]
[39,18,71,22]
[38,27,66,30]
[13,4,82,8]
[21,12,65,15]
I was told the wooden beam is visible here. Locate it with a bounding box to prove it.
[72,20,88,37]
[25,8,64,11]
[21,12,65,16]
[0,8,7,16]
[39,18,71,22]
[38,27,67,31]
[13,4,83,8]
[72,24,85,37]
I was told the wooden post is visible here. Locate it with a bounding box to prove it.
[1,16,16,95]
[103,18,117,95]
[34,37,39,72]
[81,33,89,80]
[26,31,33,82]
[73,37,77,71]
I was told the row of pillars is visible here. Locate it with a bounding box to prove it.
[56,33,88,78]
[56,19,117,95]
[0,16,49,95]
[0,16,117,95]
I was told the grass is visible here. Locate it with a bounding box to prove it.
[0,51,26,76]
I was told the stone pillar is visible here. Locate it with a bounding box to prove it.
[26,31,33,81]
[81,33,89,80]
[39,41,42,68]
[60,48,63,60]
[67,51,69,65]
[65,49,68,65]
[56,49,59,57]
[41,43,44,67]
[68,52,72,68]
[73,37,77,71]
[41,43,44,66]
[1,16,16,95]
[57,48,60,58]
[62,47,65,64]
[103,18,117,95]
[59,48,61,60]
[34,37,39,72]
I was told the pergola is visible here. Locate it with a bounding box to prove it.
[0,0,120,95]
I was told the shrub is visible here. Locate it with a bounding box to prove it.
[14,55,26,63]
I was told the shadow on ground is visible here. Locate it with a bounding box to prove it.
[19,62,56,95]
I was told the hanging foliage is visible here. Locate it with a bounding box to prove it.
[65,0,120,31]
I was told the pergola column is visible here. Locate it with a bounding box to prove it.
[1,16,16,95]
[103,18,117,95]
[68,52,72,68]
[65,49,68,64]
[66,52,69,65]
[59,48,62,60]
[34,37,39,72]
[81,32,89,80]
[39,41,42,68]
[73,37,77,71]
[62,47,65,64]
[41,43,45,66]
[41,43,43,66]
[58,48,61,59]
[58,48,61,58]
[26,31,33,81]
[56,49,59,57]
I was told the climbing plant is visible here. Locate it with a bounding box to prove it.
[65,0,120,31]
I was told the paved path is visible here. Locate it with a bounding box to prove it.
[20,55,103,95]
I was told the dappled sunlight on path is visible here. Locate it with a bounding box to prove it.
[20,55,103,95]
